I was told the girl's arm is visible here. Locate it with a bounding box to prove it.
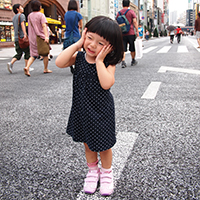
[96,45,116,90]
[56,28,86,68]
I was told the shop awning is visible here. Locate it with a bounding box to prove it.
[46,17,61,25]
[25,17,61,26]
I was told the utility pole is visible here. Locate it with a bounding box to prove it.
[138,0,140,24]
[143,0,147,27]
[88,0,91,21]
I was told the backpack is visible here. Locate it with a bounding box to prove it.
[116,9,130,34]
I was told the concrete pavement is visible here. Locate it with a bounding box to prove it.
[1,36,199,199]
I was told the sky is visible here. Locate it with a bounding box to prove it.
[168,0,189,15]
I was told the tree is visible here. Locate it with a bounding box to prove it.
[153,28,159,37]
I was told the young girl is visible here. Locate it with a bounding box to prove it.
[56,16,124,196]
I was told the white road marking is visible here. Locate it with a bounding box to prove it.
[157,46,172,53]
[177,46,188,53]
[158,66,200,75]
[185,37,200,52]
[143,46,158,54]
[141,82,161,99]
[0,58,9,60]
[76,131,139,200]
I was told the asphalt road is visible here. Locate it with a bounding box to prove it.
[0,36,200,199]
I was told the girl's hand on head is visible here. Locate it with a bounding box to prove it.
[96,44,112,63]
[76,28,87,49]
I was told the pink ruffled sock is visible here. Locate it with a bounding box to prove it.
[87,159,99,170]
[101,166,112,173]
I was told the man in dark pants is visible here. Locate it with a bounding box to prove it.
[116,0,139,68]
[7,4,30,74]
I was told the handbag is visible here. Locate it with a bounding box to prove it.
[135,38,143,59]
[29,17,49,56]
[36,36,49,56]
[18,14,29,49]
[63,13,78,50]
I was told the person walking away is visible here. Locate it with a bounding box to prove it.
[170,30,175,44]
[24,0,52,76]
[7,4,30,74]
[57,27,62,44]
[175,26,182,43]
[116,0,139,68]
[64,0,83,73]
[56,16,124,196]
[194,12,200,48]
[145,29,149,40]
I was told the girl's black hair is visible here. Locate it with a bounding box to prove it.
[68,0,78,11]
[31,0,41,11]
[85,16,124,65]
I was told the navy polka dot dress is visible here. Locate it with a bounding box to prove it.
[66,51,116,152]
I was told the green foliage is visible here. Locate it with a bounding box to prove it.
[153,28,159,37]
[164,29,167,36]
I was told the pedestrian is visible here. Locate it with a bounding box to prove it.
[145,29,149,40]
[64,0,83,73]
[56,16,124,196]
[194,12,200,48]
[116,0,139,68]
[57,27,62,44]
[7,4,30,74]
[138,24,144,39]
[175,26,182,43]
[47,24,53,44]
[170,30,175,44]
[24,0,52,76]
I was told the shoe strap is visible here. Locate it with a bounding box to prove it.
[100,172,112,183]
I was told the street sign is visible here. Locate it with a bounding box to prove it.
[141,16,145,20]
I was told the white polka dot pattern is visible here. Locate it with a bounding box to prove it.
[66,52,116,152]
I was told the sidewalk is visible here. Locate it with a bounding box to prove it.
[0,43,63,59]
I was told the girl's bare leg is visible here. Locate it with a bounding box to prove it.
[99,148,112,169]
[84,143,98,163]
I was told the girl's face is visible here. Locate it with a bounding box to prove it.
[84,31,109,61]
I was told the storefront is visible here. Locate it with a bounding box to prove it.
[0,21,14,42]
[0,0,14,46]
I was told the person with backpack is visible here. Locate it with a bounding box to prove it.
[175,26,182,43]
[116,0,139,68]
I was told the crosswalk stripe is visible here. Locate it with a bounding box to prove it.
[177,46,188,53]
[185,37,200,52]
[156,46,172,53]
[143,45,192,54]
[143,46,157,53]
